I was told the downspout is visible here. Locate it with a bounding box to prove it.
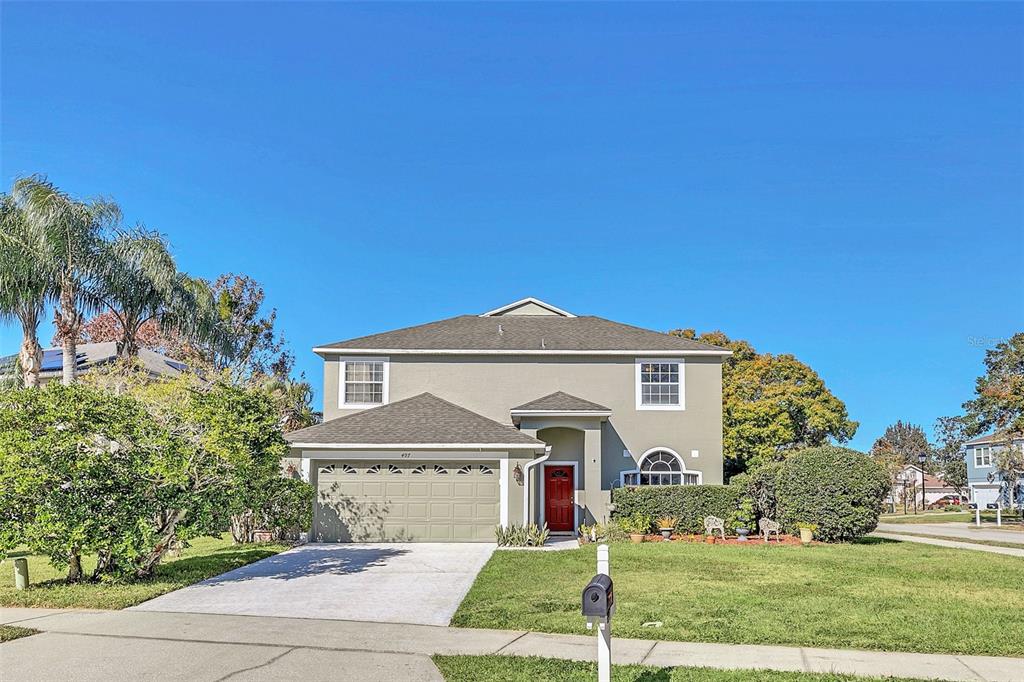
[522,446,552,526]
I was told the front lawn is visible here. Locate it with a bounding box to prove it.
[432,656,932,682]
[0,534,288,610]
[0,625,39,643]
[451,539,1024,657]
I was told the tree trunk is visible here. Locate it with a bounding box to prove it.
[18,321,42,388]
[55,283,82,385]
[230,511,256,544]
[135,510,186,578]
[92,549,117,580]
[66,551,83,583]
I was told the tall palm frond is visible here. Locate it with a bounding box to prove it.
[13,174,121,384]
[0,193,53,387]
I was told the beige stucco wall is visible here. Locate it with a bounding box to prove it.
[321,353,724,521]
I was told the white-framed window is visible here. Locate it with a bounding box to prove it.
[635,359,685,410]
[622,448,701,486]
[339,357,389,408]
[974,446,993,468]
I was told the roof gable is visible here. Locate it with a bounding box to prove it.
[480,297,575,317]
[512,391,611,413]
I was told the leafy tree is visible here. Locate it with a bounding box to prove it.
[961,333,1024,437]
[672,329,857,474]
[940,457,969,500]
[870,421,931,466]
[259,376,322,432]
[12,175,121,384]
[0,194,51,387]
[173,273,290,379]
[933,415,969,464]
[990,444,1024,508]
[67,312,172,353]
[0,383,166,581]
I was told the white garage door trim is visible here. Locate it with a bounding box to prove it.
[314,459,500,542]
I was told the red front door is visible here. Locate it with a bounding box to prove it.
[544,466,575,532]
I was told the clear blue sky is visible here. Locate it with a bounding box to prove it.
[3,2,1022,451]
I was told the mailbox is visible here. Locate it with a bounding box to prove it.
[582,573,614,619]
[986,503,1000,510]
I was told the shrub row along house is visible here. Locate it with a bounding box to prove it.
[285,298,731,542]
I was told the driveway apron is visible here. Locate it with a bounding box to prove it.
[131,542,495,626]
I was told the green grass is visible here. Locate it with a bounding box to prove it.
[432,656,933,682]
[451,539,1024,657]
[0,534,288,610]
[0,625,39,643]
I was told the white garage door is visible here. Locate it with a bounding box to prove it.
[972,485,1001,507]
[313,460,499,542]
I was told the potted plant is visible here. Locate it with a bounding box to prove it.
[619,512,651,543]
[728,497,756,542]
[657,517,677,541]
[577,523,593,546]
[797,522,817,546]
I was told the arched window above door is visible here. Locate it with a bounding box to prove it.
[623,448,700,486]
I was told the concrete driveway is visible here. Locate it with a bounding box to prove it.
[132,542,496,626]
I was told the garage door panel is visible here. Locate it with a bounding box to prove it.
[453,482,475,497]
[386,482,407,496]
[408,482,429,496]
[315,460,499,542]
[431,482,454,496]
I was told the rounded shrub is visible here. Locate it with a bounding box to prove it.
[774,446,890,542]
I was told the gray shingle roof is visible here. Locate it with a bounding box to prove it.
[963,432,1023,446]
[286,393,545,448]
[512,391,611,413]
[315,315,728,354]
[0,342,186,380]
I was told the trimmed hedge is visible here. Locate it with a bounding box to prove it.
[772,445,890,542]
[611,484,743,533]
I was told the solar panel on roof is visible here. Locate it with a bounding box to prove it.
[40,349,88,371]
[40,349,64,371]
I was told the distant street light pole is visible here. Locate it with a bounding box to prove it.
[918,453,928,513]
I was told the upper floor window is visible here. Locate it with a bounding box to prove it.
[974,446,993,468]
[635,359,684,410]
[340,357,389,408]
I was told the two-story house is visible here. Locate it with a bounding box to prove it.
[963,432,1023,508]
[285,298,729,543]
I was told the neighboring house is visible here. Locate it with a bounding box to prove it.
[963,433,1024,508]
[0,341,186,384]
[286,297,729,543]
[884,464,964,509]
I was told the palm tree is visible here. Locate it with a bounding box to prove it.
[13,175,121,384]
[260,376,322,432]
[0,194,52,387]
[94,229,221,361]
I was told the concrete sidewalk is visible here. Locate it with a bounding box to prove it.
[870,531,1024,557]
[2,608,1023,681]
[875,522,1024,545]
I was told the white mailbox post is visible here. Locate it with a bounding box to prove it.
[582,544,613,682]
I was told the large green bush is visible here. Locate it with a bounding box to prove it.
[611,484,742,533]
[773,445,889,542]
